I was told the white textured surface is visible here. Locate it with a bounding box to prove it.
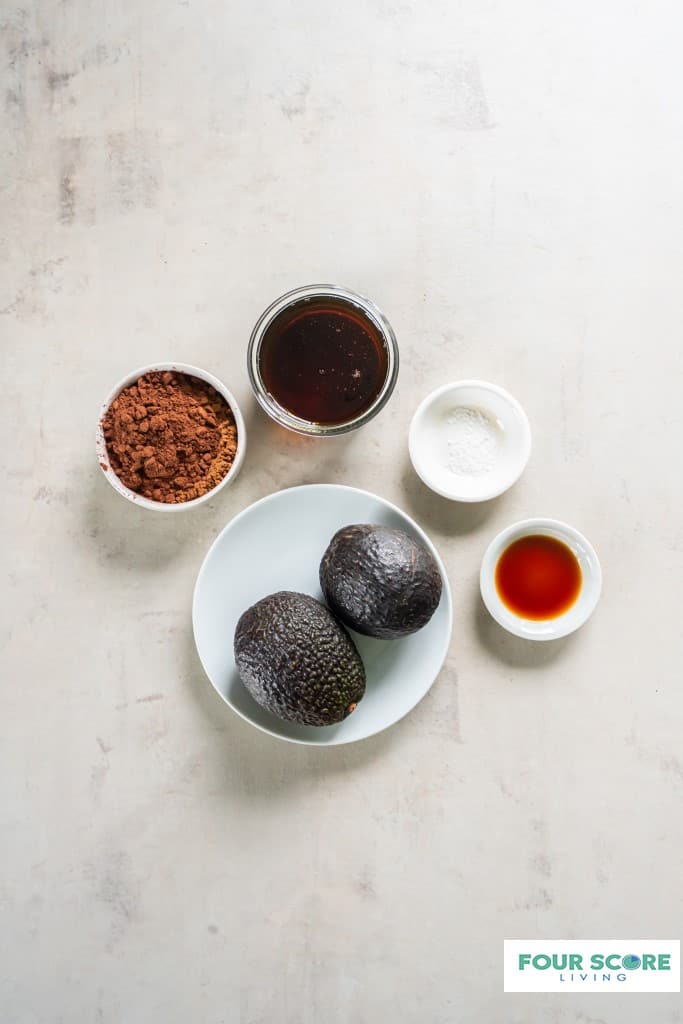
[2,2,682,1021]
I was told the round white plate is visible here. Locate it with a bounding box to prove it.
[193,484,453,745]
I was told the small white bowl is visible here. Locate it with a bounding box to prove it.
[96,362,246,511]
[409,380,531,502]
[480,518,602,641]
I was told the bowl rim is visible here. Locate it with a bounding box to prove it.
[95,361,247,511]
[247,283,400,437]
[479,517,602,640]
[408,379,532,502]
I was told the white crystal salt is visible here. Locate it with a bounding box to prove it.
[446,406,500,476]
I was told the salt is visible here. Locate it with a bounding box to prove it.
[446,406,500,476]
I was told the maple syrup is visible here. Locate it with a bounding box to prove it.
[495,534,582,620]
[258,295,390,426]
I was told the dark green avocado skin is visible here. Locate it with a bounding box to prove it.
[234,591,366,727]
[319,524,443,639]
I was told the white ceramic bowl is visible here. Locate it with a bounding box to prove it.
[96,362,246,511]
[480,518,602,640]
[409,380,531,502]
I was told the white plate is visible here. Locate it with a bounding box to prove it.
[192,484,453,745]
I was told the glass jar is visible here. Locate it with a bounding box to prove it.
[247,284,399,437]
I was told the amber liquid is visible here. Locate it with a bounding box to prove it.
[495,534,582,620]
[258,297,389,425]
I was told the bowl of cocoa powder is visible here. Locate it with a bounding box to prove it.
[96,363,246,510]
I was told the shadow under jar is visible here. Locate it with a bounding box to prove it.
[248,285,399,436]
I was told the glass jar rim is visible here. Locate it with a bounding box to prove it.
[247,284,399,437]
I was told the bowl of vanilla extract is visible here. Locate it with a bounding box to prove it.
[247,284,399,436]
[480,518,602,641]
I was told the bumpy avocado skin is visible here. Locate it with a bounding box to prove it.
[234,591,366,726]
[319,524,443,639]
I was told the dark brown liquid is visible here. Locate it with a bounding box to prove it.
[258,297,389,425]
[495,534,582,620]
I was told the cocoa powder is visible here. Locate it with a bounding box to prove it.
[102,371,238,503]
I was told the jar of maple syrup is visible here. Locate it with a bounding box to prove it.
[247,284,399,436]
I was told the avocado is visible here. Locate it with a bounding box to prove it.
[234,591,365,726]
[319,524,443,639]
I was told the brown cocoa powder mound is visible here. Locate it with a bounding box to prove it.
[102,371,238,503]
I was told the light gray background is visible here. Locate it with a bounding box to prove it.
[2,1,682,1021]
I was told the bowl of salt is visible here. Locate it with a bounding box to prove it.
[408,380,532,502]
